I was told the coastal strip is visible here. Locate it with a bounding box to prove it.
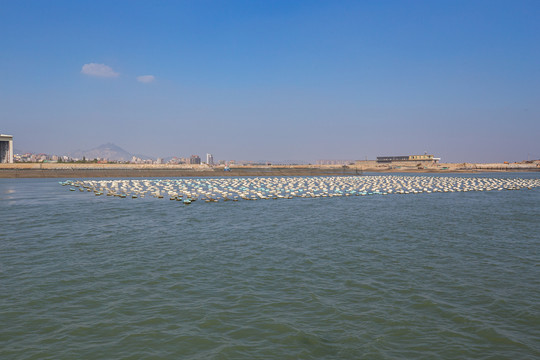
[0,163,539,178]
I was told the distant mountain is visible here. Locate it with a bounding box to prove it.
[70,143,135,161]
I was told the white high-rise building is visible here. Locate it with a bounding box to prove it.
[206,153,214,165]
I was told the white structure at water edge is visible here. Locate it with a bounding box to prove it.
[0,134,13,163]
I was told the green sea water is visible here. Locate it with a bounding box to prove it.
[1,174,539,359]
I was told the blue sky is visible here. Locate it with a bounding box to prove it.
[1,0,539,162]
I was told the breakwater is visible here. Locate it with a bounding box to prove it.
[1,162,538,178]
[0,165,361,178]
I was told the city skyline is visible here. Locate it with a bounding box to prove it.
[9,140,351,165]
[6,136,538,164]
[1,1,539,163]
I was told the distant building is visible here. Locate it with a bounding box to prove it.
[376,154,440,163]
[189,155,201,164]
[167,157,180,164]
[0,134,14,163]
[206,153,214,165]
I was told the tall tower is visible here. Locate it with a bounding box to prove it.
[0,134,13,163]
[206,153,214,165]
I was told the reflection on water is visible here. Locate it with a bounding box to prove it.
[1,186,16,201]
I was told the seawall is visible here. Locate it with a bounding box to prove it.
[0,165,362,178]
[0,163,538,178]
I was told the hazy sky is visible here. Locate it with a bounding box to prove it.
[1,0,539,162]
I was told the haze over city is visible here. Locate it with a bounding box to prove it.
[1,0,539,163]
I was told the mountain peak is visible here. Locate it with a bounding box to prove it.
[95,143,126,151]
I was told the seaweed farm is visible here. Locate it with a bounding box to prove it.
[60,175,540,202]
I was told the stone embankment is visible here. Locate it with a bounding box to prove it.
[0,163,361,178]
[0,162,538,178]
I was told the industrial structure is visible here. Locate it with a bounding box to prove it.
[376,154,440,163]
[0,134,14,163]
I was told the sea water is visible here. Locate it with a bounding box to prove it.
[1,174,539,359]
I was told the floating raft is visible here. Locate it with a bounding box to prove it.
[60,175,540,203]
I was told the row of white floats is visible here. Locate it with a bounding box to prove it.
[61,175,540,203]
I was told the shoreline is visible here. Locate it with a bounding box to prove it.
[1,163,539,178]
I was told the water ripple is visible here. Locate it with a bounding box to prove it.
[1,176,539,359]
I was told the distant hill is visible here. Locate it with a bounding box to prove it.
[70,143,137,161]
